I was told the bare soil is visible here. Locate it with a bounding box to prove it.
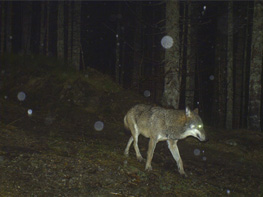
[1,55,263,196]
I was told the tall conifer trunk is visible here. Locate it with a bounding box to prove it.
[248,1,263,131]
[162,1,181,109]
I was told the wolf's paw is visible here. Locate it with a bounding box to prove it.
[137,156,145,162]
[145,164,152,171]
[179,171,187,178]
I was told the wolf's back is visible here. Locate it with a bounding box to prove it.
[124,104,152,129]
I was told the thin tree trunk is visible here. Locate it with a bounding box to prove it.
[115,3,121,84]
[226,1,234,129]
[233,2,247,129]
[72,1,81,70]
[115,28,120,84]
[248,1,263,131]
[40,2,45,55]
[185,2,196,109]
[6,1,12,53]
[120,33,125,87]
[67,1,72,65]
[213,3,228,127]
[151,5,156,101]
[241,1,253,128]
[57,1,64,59]
[0,1,5,55]
[46,1,50,56]
[22,2,32,54]
[162,1,181,109]
[132,3,142,91]
[179,2,187,109]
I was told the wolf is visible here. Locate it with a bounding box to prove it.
[124,104,207,176]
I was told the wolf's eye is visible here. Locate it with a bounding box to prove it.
[198,125,202,128]
[190,124,195,129]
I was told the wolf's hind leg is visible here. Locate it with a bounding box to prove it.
[124,136,134,156]
[130,123,144,162]
[133,132,144,162]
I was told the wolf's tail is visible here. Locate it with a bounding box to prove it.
[124,115,129,129]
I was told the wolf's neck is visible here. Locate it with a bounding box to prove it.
[165,126,186,140]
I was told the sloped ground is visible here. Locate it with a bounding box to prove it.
[0,55,263,196]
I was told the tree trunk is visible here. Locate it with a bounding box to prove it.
[57,1,64,59]
[185,2,196,109]
[241,1,253,128]
[0,1,5,55]
[115,27,120,84]
[226,1,234,129]
[67,1,72,65]
[40,2,46,55]
[120,33,125,87]
[22,2,32,54]
[132,3,142,91]
[115,3,121,84]
[233,2,248,129]
[162,1,181,109]
[6,1,12,53]
[248,1,263,131]
[72,1,81,70]
[46,1,50,56]
[213,3,228,128]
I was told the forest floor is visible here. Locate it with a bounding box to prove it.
[1,55,263,196]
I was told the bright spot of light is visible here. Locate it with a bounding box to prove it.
[194,148,200,156]
[94,121,104,131]
[27,109,33,116]
[4,95,8,99]
[143,90,151,97]
[161,35,173,49]
[202,156,207,161]
[17,91,26,101]
[226,189,230,195]
[203,5,206,11]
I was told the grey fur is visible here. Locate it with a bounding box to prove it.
[124,104,207,176]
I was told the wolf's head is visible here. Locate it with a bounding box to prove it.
[182,107,207,142]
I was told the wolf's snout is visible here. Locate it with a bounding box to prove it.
[198,132,208,142]
[202,134,209,142]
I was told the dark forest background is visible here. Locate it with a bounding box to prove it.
[0,1,262,131]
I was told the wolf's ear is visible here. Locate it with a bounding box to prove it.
[193,108,199,114]
[186,107,191,117]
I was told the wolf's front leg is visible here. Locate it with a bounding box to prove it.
[145,138,157,171]
[167,139,187,177]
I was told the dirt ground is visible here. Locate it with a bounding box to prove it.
[1,55,263,196]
